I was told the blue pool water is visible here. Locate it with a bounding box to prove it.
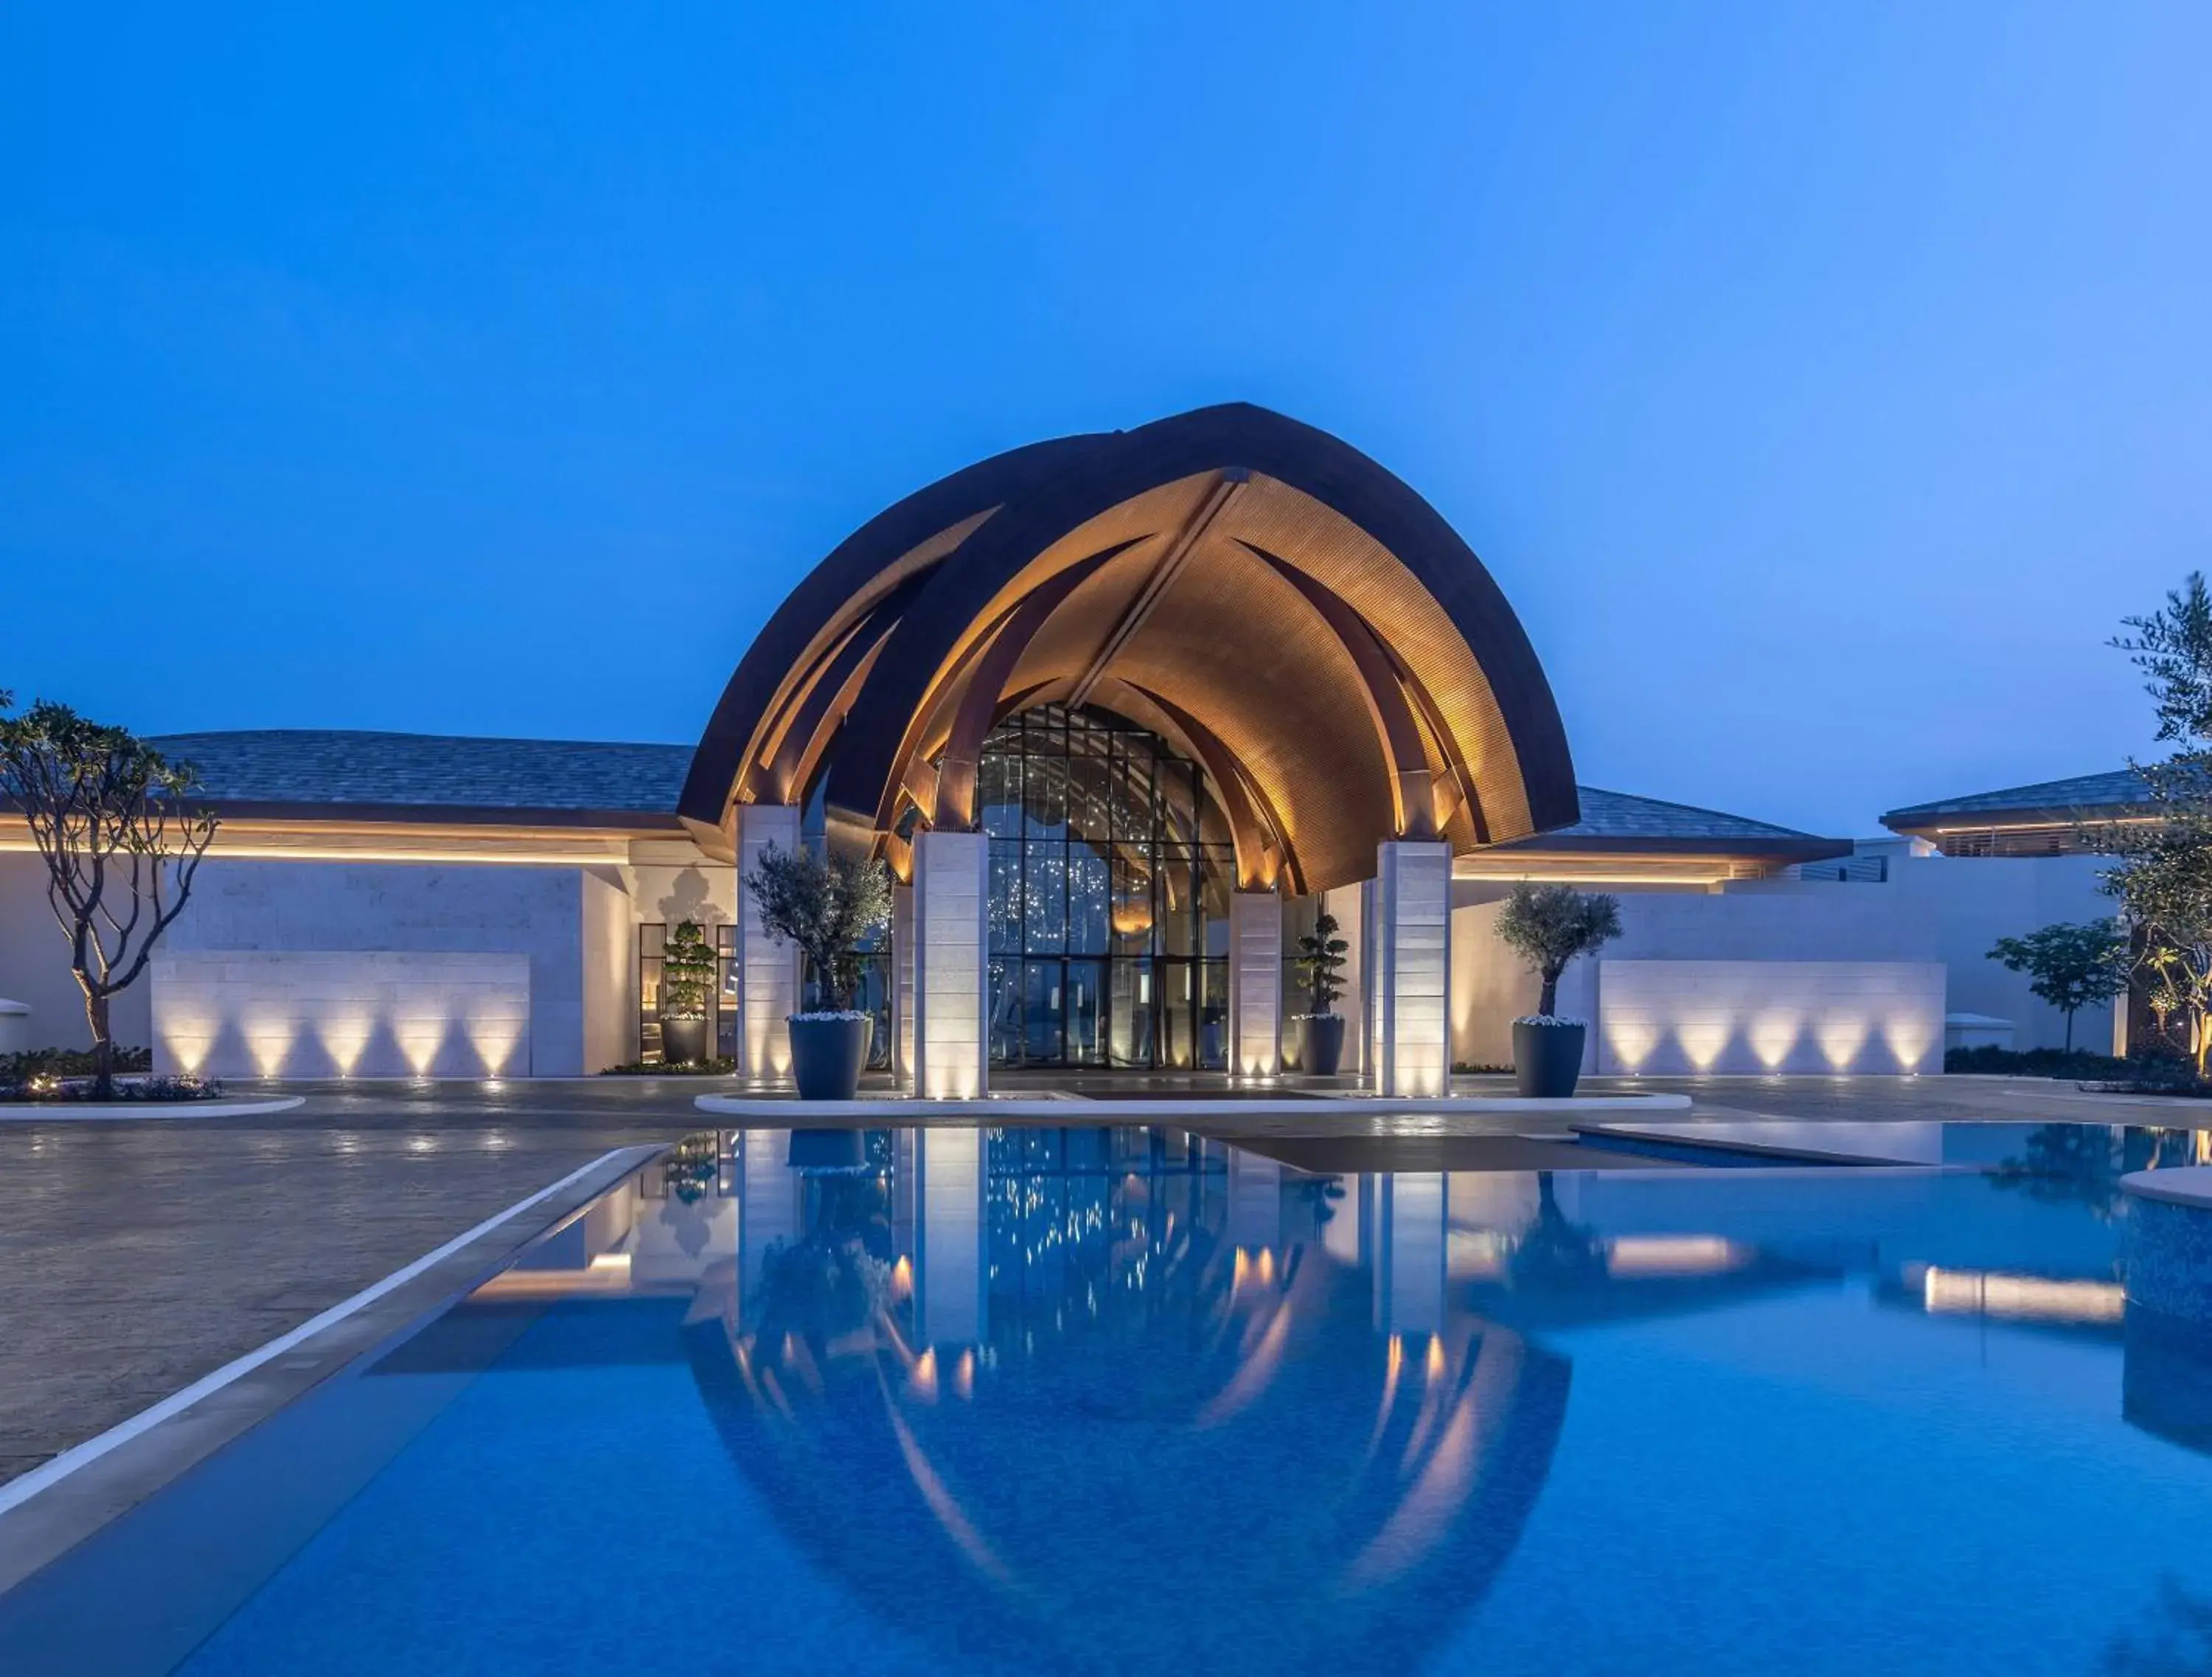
[5,1122,2212,1676]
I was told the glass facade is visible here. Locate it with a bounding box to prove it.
[978,704,1234,1069]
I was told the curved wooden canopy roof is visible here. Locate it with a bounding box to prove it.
[681,403,1579,892]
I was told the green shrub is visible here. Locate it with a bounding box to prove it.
[1943,1044,2174,1080]
[0,1045,153,1080]
[601,1057,736,1077]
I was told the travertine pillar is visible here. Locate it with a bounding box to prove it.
[891,882,917,1089]
[913,829,989,1100]
[735,805,802,1081]
[1228,887,1282,1077]
[1374,839,1452,1097]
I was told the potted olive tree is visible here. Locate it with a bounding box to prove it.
[742,841,892,1100]
[659,920,717,1066]
[1290,909,1351,1074]
[1495,883,1622,1098]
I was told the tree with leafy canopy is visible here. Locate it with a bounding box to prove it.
[0,694,218,1098]
[660,920,717,1024]
[2101,821,2212,1074]
[2094,572,2212,1075]
[1291,909,1349,1016]
[741,843,893,1013]
[1986,921,2129,1052]
[1494,883,1622,1019]
[2114,571,2212,746]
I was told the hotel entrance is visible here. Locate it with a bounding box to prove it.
[978,704,1233,1070]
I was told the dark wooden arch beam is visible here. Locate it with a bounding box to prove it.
[928,550,1121,830]
[1065,470,1246,709]
[818,404,1579,863]
[1383,648,1490,845]
[876,537,1147,832]
[751,594,910,805]
[1243,543,1437,841]
[678,429,1100,830]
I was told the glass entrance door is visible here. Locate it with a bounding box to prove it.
[977,704,1235,1071]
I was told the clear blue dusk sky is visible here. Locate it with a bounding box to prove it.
[3,5,2207,835]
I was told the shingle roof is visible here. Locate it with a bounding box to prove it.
[1882,768,2149,826]
[1539,785,1822,843]
[148,731,694,817]
[142,729,1829,851]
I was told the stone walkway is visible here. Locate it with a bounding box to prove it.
[0,1080,701,1488]
[2,1071,2205,1489]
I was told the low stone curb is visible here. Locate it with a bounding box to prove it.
[695,1091,1694,1120]
[2121,1165,2212,1209]
[0,1095,308,1122]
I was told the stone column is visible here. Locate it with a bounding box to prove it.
[1374,839,1452,1097]
[891,881,917,1090]
[1228,887,1282,1077]
[734,804,801,1082]
[912,828,989,1100]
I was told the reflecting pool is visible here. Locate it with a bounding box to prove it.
[4,1122,2212,1676]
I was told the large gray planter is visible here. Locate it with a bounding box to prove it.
[790,1015,872,1101]
[661,1015,709,1067]
[1513,1020,1586,1099]
[1294,1013,1347,1075]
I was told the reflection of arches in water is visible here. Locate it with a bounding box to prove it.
[684,1159,1570,1677]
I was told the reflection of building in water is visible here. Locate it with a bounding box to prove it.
[474,1131,2013,1676]
[669,1128,1571,1677]
[1910,1264,2124,1325]
[465,1126,2212,1673]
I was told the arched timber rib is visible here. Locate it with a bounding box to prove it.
[1246,543,1437,841]
[821,403,1576,886]
[678,430,1102,832]
[930,550,1119,830]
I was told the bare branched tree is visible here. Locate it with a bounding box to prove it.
[0,693,219,1097]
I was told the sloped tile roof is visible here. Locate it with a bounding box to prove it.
[1882,768,2149,826]
[1539,785,1822,843]
[149,730,694,816]
[143,729,1829,850]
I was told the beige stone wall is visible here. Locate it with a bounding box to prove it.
[150,948,532,1077]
